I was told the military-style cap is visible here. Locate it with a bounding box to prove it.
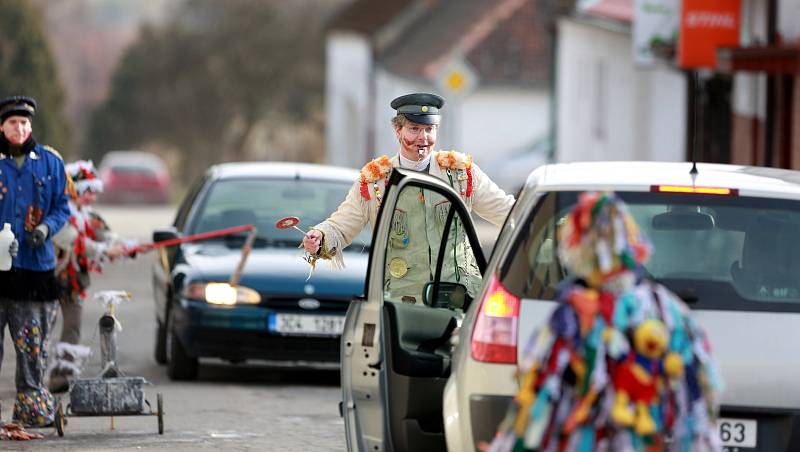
[0,96,36,122]
[390,92,444,125]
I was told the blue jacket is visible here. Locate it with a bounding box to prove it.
[0,143,70,271]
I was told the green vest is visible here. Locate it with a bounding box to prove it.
[384,182,480,305]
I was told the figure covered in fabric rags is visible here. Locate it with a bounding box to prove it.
[48,160,135,393]
[486,192,722,452]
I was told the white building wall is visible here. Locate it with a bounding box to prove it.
[372,69,422,159]
[460,88,549,165]
[371,68,549,167]
[556,18,685,164]
[733,0,769,120]
[642,68,687,161]
[778,0,800,42]
[325,32,372,168]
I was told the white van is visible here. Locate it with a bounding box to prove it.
[340,162,800,452]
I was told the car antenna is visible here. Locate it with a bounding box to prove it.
[690,71,699,179]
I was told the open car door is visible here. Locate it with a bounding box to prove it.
[341,168,486,452]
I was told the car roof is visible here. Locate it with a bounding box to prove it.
[100,150,166,169]
[207,161,359,182]
[528,161,800,198]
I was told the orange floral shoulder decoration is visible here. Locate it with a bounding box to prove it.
[359,155,393,201]
[436,150,474,197]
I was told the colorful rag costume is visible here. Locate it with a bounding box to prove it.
[310,151,514,303]
[488,192,722,452]
[49,160,119,392]
[0,135,70,427]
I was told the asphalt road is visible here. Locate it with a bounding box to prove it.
[0,204,346,451]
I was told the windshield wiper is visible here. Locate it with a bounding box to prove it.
[222,235,271,247]
[267,238,302,248]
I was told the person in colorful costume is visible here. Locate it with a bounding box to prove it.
[0,95,71,427]
[302,93,515,303]
[48,160,129,393]
[486,192,722,452]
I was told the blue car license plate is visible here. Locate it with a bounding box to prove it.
[268,313,345,336]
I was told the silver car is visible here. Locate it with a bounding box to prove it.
[341,162,800,451]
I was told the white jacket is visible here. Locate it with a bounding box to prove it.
[312,151,514,270]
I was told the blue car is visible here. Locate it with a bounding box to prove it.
[151,162,369,380]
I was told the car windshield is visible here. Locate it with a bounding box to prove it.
[190,177,370,250]
[500,191,800,312]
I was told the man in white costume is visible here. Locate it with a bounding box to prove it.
[303,93,514,304]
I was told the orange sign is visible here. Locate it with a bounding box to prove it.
[677,0,741,69]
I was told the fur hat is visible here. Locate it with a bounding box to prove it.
[65,160,103,195]
[0,96,36,122]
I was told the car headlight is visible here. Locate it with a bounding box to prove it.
[182,282,261,305]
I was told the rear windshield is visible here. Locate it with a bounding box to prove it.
[500,191,800,312]
[110,166,157,177]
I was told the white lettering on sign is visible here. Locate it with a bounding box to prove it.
[686,11,736,29]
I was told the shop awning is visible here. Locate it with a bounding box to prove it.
[717,46,800,74]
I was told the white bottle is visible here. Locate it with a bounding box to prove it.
[0,223,14,271]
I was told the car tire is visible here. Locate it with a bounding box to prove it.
[166,308,198,380]
[154,318,167,365]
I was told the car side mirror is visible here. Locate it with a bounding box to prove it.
[423,282,469,310]
[153,227,179,243]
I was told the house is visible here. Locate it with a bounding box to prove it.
[717,0,800,168]
[557,0,800,169]
[325,0,552,171]
[555,0,687,164]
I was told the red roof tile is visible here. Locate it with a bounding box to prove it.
[580,0,633,23]
[380,0,548,85]
[327,0,417,35]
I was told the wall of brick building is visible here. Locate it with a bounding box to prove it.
[731,113,766,166]
[793,75,800,169]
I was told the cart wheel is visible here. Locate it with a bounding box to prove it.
[157,393,164,434]
[55,402,65,437]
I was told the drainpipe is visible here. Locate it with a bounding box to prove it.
[764,0,777,166]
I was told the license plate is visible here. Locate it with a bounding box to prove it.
[718,418,757,448]
[268,314,345,336]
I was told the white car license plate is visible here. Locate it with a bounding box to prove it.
[717,418,757,448]
[269,314,344,336]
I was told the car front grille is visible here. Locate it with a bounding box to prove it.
[263,296,352,313]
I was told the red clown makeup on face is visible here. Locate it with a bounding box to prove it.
[395,122,437,161]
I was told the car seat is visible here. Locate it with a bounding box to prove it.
[732,220,796,298]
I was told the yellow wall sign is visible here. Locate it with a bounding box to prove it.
[445,70,466,93]
[436,58,478,96]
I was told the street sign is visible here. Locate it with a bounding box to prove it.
[677,0,741,69]
[436,58,479,96]
[633,0,680,67]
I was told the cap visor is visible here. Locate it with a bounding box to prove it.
[403,114,440,125]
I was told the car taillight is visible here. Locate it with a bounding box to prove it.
[471,274,520,364]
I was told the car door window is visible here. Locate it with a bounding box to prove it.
[174,176,207,230]
[500,191,564,301]
[382,185,480,310]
